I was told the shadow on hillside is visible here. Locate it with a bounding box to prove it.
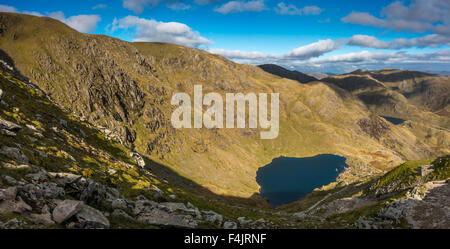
[258,64,318,84]
[140,155,269,208]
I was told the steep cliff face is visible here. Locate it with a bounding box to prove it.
[0,13,448,198]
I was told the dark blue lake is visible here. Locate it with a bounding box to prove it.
[256,155,347,206]
[382,116,406,125]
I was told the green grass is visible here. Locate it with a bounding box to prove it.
[371,159,433,192]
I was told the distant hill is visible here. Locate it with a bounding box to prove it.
[425,70,450,77]
[258,64,318,83]
[323,69,450,121]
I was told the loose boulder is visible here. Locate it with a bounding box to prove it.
[0,146,29,164]
[0,118,21,132]
[52,200,83,224]
[75,205,110,229]
[223,221,238,229]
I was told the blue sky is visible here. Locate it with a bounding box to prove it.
[1,0,449,73]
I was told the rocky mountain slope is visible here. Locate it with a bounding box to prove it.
[1,13,448,200]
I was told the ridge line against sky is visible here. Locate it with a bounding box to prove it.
[0,0,449,74]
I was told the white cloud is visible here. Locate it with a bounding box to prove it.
[208,39,341,65]
[300,50,450,73]
[214,0,266,14]
[122,0,209,13]
[194,0,224,5]
[275,2,323,16]
[347,35,392,49]
[0,4,18,13]
[342,0,450,35]
[208,48,272,59]
[284,39,341,59]
[348,34,450,49]
[22,11,44,16]
[111,15,213,47]
[0,5,100,33]
[49,11,101,33]
[123,0,163,14]
[167,2,191,10]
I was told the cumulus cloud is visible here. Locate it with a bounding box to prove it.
[123,0,163,14]
[48,11,101,33]
[208,39,341,66]
[122,0,223,13]
[342,0,450,35]
[302,49,450,73]
[0,4,42,16]
[208,49,267,59]
[0,4,18,12]
[111,15,213,47]
[214,0,266,14]
[275,2,323,16]
[348,34,450,49]
[167,2,191,10]
[284,39,341,60]
[0,4,100,33]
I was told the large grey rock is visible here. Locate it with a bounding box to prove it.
[130,152,145,168]
[0,118,21,132]
[237,217,251,225]
[111,209,134,221]
[1,162,31,170]
[149,186,165,200]
[75,205,110,229]
[0,187,17,201]
[137,208,197,228]
[49,172,83,186]
[202,210,223,226]
[159,202,187,212]
[1,129,16,137]
[52,200,84,224]
[133,199,159,216]
[80,181,107,206]
[2,175,18,185]
[0,146,29,164]
[30,205,55,226]
[111,198,128,210]
[0,197,32,214]
[159,202,201,218]
[26,172,49,182]
[223,221,238,229]
[21,182,65,207]
[15,197,32,213]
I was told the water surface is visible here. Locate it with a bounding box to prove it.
[382,116,406,125]
[256,155,347,206]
